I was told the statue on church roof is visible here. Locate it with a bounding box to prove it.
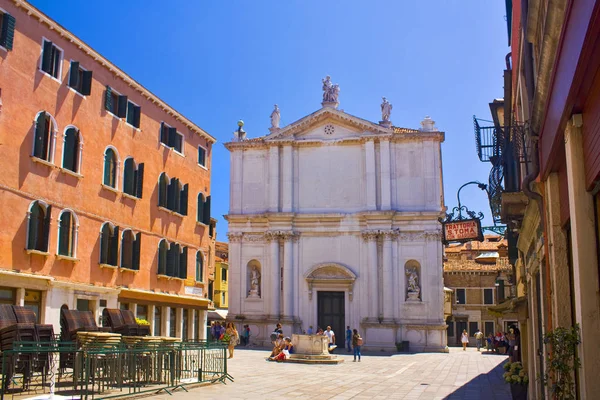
[322,75,340,105]
[381,97,392,122]
[270,104,280,129]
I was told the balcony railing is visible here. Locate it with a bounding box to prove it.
[474,117,531,224]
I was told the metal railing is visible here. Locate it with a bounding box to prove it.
[0,339,230,399]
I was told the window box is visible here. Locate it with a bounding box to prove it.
[56,254,79,262]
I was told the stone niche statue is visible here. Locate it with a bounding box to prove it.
[248,265,261,298]
[406,265,421,301]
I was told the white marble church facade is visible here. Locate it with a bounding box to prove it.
[225,78,448,351]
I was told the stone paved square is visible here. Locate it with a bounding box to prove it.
[165,347,511,400]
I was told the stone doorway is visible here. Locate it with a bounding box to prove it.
[317,291,345,348]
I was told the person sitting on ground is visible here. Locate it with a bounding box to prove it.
[270,333,285,357]
[269,337,294,362]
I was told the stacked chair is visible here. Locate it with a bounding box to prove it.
[0,305,55,390]
[102,309,150,336]
[59,308,111,370]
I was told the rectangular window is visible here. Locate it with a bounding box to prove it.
[160,122,183,154]
[76,299,90,311]
[40,39,62,79]
[68,61,92,95]
[169,307,176,337]
[120,302,129,310]
[484,321,495,336]
[456,288,466,304]
[0,287,15,305]
[0,11,16,51]
[221,269,227,282]
[154,306,161,336]
[468,321,478,336]
[483,288,494,305]
[198,146,206,167]
[222,292,226,305]
[24,290,42,323]
[126,100,141,128]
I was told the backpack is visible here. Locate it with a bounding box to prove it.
[356,337,363,346]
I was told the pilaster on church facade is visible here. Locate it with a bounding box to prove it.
[225,79,448,352]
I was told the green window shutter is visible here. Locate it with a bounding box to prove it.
[81,70,93,95]
[198,147,205,165]
[167,127,177,147]
[104,86,112,111]
[63,129,76,171]
[27,203,40,250]
[180,183,188,216]
[133,105,141,128]
[136,163,144,199]
[166,245,175,277]
[123,158,135,195]
[33,113,46,158]
[41,205,52,252]
[117,95,128,118]
[68,61,79,88]
[174,132,183,153]
[103,151,112,186]
[0,13,16,51]
[41,40,53,73]
[167,178,176,211]
[160,123,168,145]
[203,195,211,225]
[58,212,71,255]
[197,194,204,222]
[196,252,202,281]
[132,233,141,270]
[100,225,109,264]
[158,173,167,207]
[158,241,167,275]
[179,247,188,279]
[110,226,119,266]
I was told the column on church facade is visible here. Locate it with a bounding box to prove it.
[292,234,300,318]
[366,233,379,318]
[268,145,279,212]
[230,151,243,214]
[269,235,281,318]
[382,232,394,319]
[282,145,293,212]
[283,234,294,318]
[227,233,242,315]
[364,140,377,210]
[391,233,399,320]
[380,139,391,210]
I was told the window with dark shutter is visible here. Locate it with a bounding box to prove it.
[198,146,206,167]
[167,178,177,211]
[58,211,75,257]
[40,204,52,252]
[197,193,205,222]
[196,251,203,281]
[99,223,110,264]
[483,288,494,305]
[68,61,80,89]
[203,195,211,225]
[136,163,144,198]
[158,240,168,275]
[103,148,117,188]
[105,86,113,112]
[221,269,227,282]
[166,244,175,277]
[158,173,168,207]
[180,184,188,216]
[33,112,52,161]
[160,123,169,145]
[68,61,92,96]
[456,288,466,305]
[81,70,92,95]
[469,322,478,336]
[62,128,80,172]
[121,230,133,269]
[132,233,141,270]
[179,247,188,279]
[173,132,183,153]
[123,158,136,196]
[109,226,119,266]
[0,12,16,51]
[27,201,45,251]
[40,40,62,79]
[117,95,128,118]
[126,103,141,128]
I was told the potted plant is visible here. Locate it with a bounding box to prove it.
[135,318,150,326]
[542,324,581,400]
[503,361,528,400]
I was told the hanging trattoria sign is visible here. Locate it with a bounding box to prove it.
[440,205,485,245]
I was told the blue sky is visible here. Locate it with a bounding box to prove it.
[31,0,509,242]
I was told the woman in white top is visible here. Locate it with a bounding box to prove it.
[461,329,469,351]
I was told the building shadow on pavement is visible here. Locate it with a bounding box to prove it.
[443,360,511,400]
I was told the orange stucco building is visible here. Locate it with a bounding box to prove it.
[0,0,215,339]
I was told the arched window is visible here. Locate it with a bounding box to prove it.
[62,127,82,173]
[32,111,56,162]
[158,173,169,207]
[57,210,78,257]
[196,251,204,282]
[27,200,51,252]
[99,222,119,266]
[167,243,181,277]
[123,158,145,198]
[168,178,182,212]
[158,239,169,275]
[103,147,119,188]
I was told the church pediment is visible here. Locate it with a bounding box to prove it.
[266,108,390,141]
[305,263,357,282]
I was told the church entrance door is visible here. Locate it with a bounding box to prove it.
[317,291,345,347]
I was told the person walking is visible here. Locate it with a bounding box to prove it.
[352,329,362,362]
[461,329,469,351]
[346,326,352,352]
[324,326,336,352]
[474,328,484,351]
[226,322,239,359]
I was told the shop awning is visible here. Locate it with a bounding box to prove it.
[207,310,227,321]
[488,296,528,315]
[119,288,211,309]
